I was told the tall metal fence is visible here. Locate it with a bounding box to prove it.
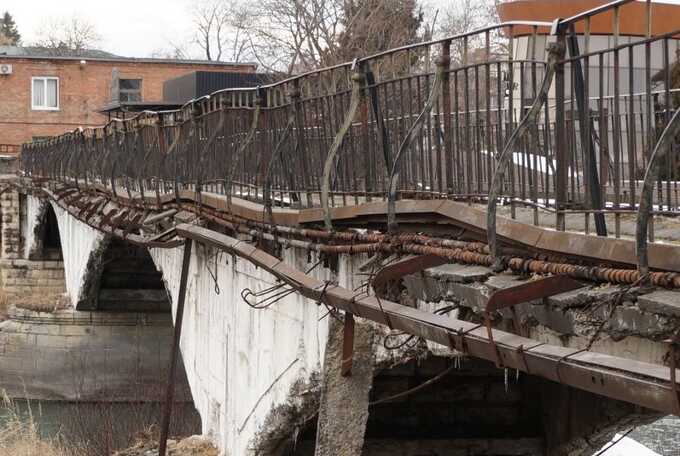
[19,0,680,272]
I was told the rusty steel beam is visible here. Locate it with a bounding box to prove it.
[372,255,448,292]
[175,223,680,416]
[43,188,182,249]
[32,180,680,275]
[484,275,584,366]
[37,184,680,289]
[159,239,193,456]
[486,275,583,313]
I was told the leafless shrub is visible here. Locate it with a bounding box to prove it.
[33,15,102,56]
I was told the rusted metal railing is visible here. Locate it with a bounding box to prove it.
[19,0,680,265]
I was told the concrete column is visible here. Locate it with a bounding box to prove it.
[314,317,375,456]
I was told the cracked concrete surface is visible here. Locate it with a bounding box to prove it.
[314,318,375,456]
[403,261,680,365]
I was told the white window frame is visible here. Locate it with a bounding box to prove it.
[31,76,60,111]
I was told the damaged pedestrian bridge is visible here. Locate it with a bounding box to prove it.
[9,1,680,454]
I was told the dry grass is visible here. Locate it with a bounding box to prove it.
[114,427,218,456]
[0,395,83,456]
[12,293,70,313]
[0,291,9,320]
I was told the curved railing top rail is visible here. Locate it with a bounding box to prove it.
[20,0,652,152]
[559,0,637,28]
[197,20,554,106]
[22,19,555,151]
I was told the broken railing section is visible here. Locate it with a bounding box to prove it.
[170,223,680,417]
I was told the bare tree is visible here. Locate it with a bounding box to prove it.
[150,43,192,60]
[436,0,504,62]
[34,15,102,56]
[242,0,424,74]
[337,0,423,61]
[193,0,251,62]
[241,0,344,73]
[181,0,426,74]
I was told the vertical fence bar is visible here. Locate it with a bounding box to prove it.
[570,20,607,236]
[612,6,622,238]
[554,24,567,231]
[442,40,453,195]
[508,28,516,218]
[645,0,655,242]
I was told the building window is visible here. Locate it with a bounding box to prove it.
[31,77,59,110]
[119,79,142,102]
[31,136,51,143]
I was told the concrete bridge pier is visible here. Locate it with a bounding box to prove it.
[314,317,375,456]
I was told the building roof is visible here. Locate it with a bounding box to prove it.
[497,0,680,37]
[98,101,183,114]
[0,46,256,68]
[0,45,122,59]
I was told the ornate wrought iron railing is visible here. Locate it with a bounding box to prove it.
[19,0,680,274]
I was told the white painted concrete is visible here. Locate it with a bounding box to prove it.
[21,195,49,259]
[51,202,105,306]
[24,194,44,259]
[151,244,366,455]
[594,434,660,456]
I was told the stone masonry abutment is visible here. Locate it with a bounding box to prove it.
[0,184,192,403]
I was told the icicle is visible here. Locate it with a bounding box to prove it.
[515,368,520,382]
[504,368,509,393]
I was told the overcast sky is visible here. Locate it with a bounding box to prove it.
[3,0,680,59]
[2,0,194,58]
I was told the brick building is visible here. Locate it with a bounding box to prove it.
[0,46,256,154]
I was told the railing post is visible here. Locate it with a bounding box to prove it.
[567,23,607,236]
[321,62,365,231]
[636,109,680,278]
[387,61,443,233]
[441,40,453,195]
[364,63,391,174]
[487,42,563,264]
[290,82,312,208]
[553,21,567,231]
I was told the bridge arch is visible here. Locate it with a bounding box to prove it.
[25,198,63,261]
[79,237,169,312]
